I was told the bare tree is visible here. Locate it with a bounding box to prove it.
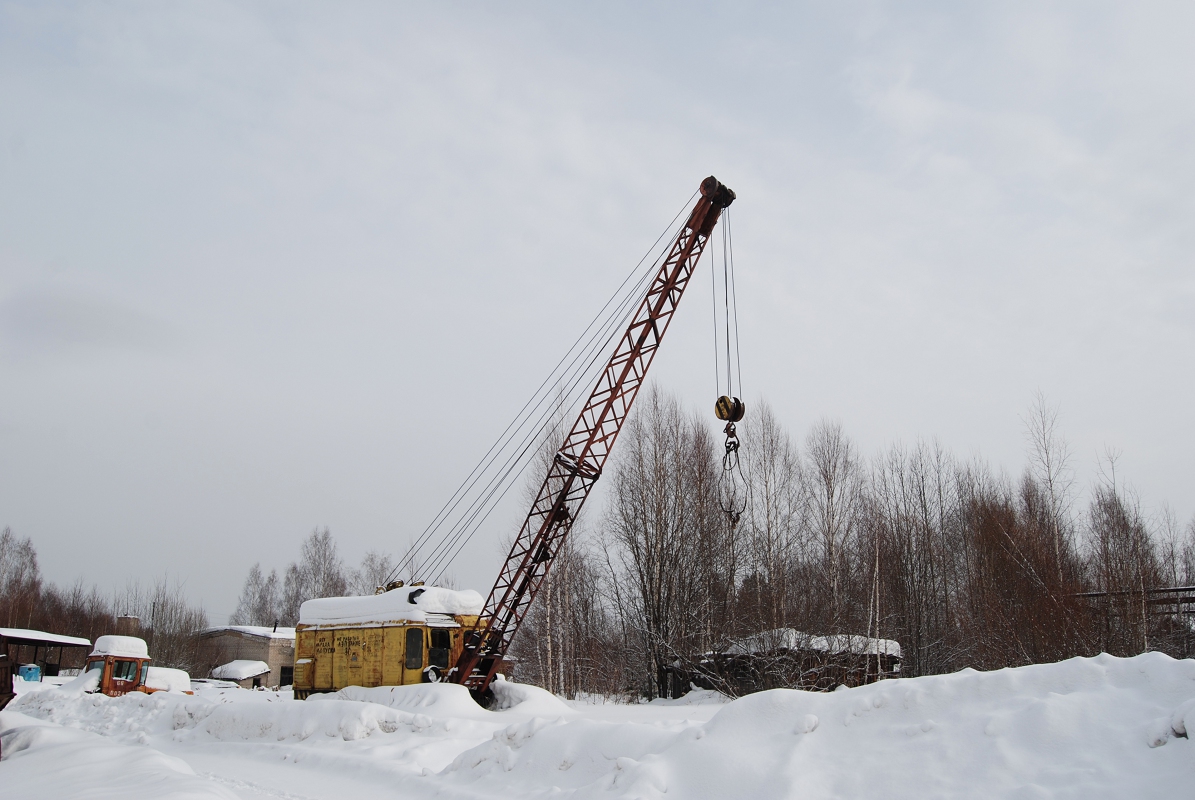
[350,550,396,596]
[804,420,863,629]
[111,576,209,673]
[0,527,42,628]
[864,441,966,676]
[1085,470,1161,655]
[230,563,281,626]
[1023,392,1075,583]
[738,402,802,636]
[600,387,733,698]
[280,528,349,624]
[1183,515,1195,587]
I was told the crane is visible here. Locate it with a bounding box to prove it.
[452,175,736,700]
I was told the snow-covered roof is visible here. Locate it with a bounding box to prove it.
[211,660,271,681]
[203,625,296,641]
[0,627,91,648]
[725,628,902,659]
[145,666,191,692]
[90,635,149,658]
[299,585,483,626]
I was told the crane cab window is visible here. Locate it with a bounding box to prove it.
[112,660,138,682]
[405,628,423,670]
[429,629,451,669]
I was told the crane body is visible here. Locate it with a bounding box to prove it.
[454,176,735,698]
[291,177,735,703]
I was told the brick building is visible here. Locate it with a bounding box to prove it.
[196,626,295,688]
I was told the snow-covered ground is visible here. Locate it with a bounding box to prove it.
[3,653,1194,799]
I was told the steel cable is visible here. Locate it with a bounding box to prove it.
[384,193,696,587]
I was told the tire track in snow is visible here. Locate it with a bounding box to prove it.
[199,771,323,800]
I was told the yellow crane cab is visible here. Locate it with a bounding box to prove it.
[292,583,483,699]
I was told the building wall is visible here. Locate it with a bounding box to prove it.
[197,631,295,688]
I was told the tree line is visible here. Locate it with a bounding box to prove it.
[508,388,1195,699]
[0,526,396,674]
[6,388,1192,693]
[0,527,209,673]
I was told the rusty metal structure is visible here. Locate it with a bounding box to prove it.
[453,176,736,699]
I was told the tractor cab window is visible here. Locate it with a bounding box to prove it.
[429,629,451,669]
[139,662,150,685]
[86,660,104,673]
[112,660,138,682]
[405,627,423,670]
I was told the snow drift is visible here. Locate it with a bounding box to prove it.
[0,713,237,799]
[4,652,1195,799]
[145,666,192,693]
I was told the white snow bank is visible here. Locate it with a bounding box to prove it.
[328,679,575,719]
[10,653,1195,799]
[489,676,576,716]
[11,679,469,746]
[328,683,494,720]
[299,585,483,625]
[210,660,269,681]
[645,687,732,706]
[439,652,1195,798]
[57,669,101,694]
[91,634,149,658]
[147,666,193,693]
[12,675,51,695]
[16,670,101,696]
[0,715,237,799]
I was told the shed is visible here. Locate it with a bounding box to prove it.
[196,625,295,688]
[211,659,271,688]
[0,628,92,678]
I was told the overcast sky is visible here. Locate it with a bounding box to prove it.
[2,2,1192,621]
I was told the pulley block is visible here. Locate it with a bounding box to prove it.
[714,395,745,422]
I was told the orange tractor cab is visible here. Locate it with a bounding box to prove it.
[84,635,192,696]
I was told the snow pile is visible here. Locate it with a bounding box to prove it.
[146,667,193,693]
[489,676,577,716]
[91,635,149,658]
[329,682,495,720]
[209,660,269,681]
[445,652,1195,798]
[9,678,557,747]
[5,652,1195,799]
[330,679,576,719]
[12,676,51,696]
[0,712,236,799]
[57,670,101,694]
[299,585,484,625]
